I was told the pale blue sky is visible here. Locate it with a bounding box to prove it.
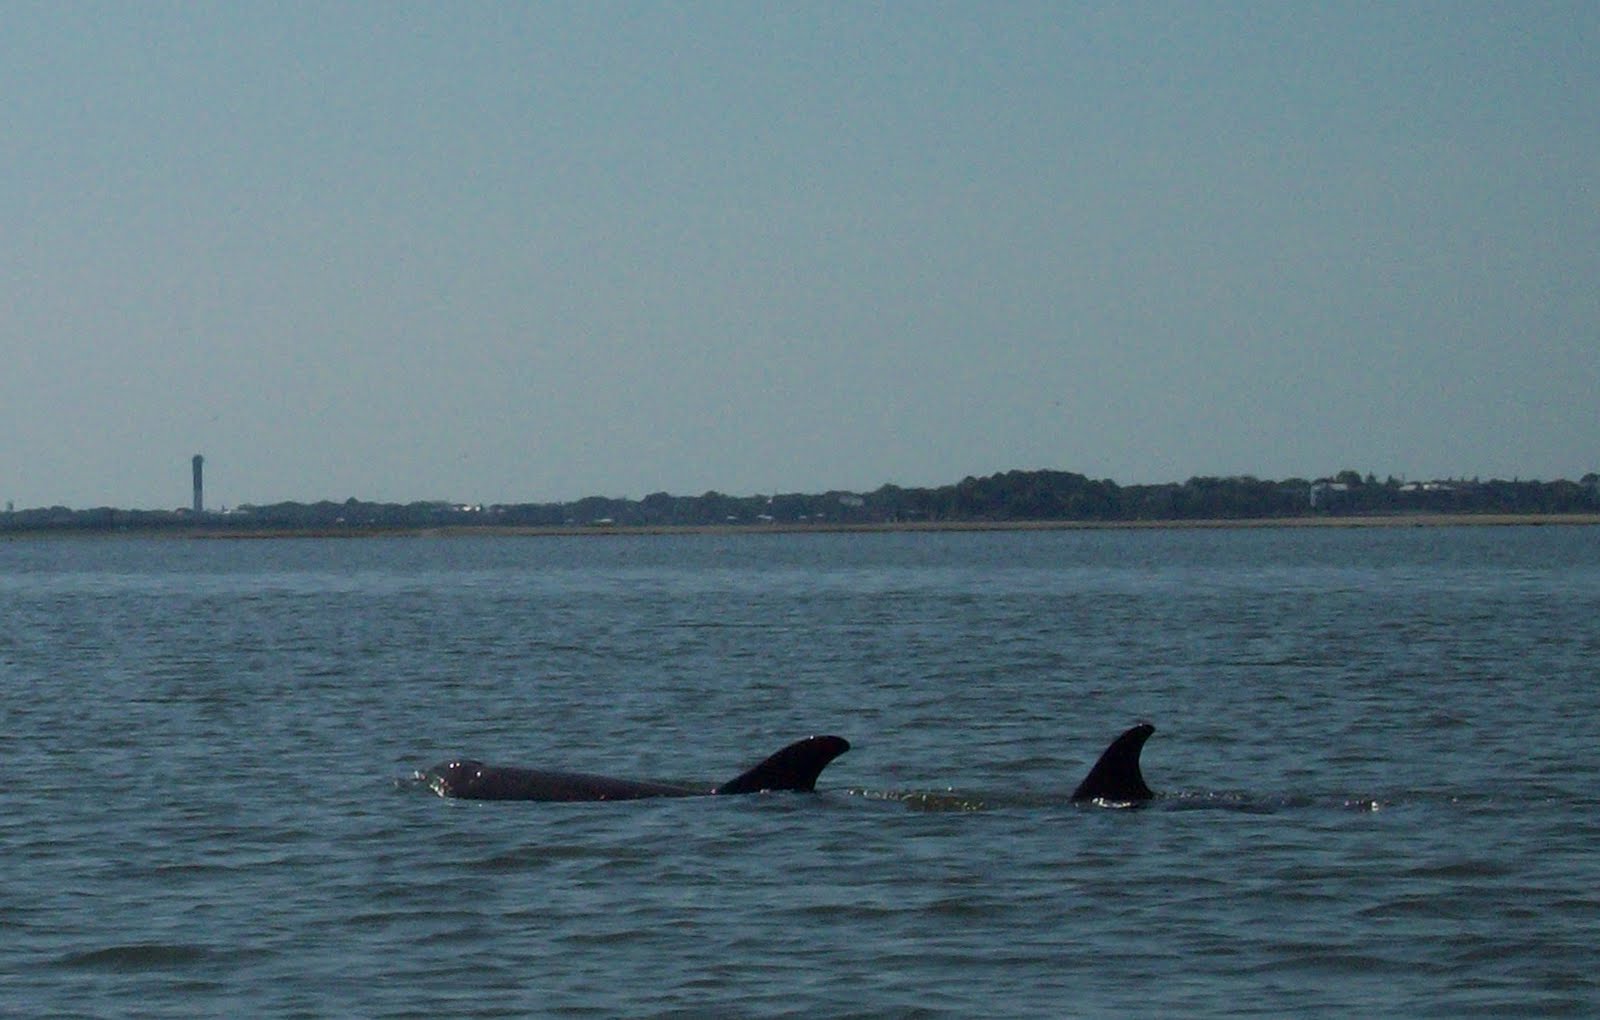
[4,2,1596,510]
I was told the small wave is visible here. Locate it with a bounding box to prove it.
[471,844,656,872]
[789,901,906,923]
[57,943,217,970]
[1248,949,1445,977]
[1402,859,1515,880]
[1356,895,1482,921]
[925,895,1002,919]
[560,928,655,947]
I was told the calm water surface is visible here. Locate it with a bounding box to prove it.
[3,527,1598,1017]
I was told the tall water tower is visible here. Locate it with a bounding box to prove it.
[192,454,204,514]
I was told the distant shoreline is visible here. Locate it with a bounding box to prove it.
[10,469,1596,536]
[8,512,1586,540]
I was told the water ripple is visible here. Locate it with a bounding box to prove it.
[7,529,1600,1018]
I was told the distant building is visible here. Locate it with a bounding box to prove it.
[192,455,204,514]
[1308,480,1348,508]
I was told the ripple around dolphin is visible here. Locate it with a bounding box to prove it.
[844,785,1426,815]
[845,787,990,812]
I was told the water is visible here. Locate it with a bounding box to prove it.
[3,526,1598,1017]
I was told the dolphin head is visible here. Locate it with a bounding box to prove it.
[425,759,487,798]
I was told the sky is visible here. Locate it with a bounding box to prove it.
[4,3,1596,510]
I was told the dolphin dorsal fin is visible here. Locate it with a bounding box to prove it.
[1071,723,1155,803]
[713,735,850,794]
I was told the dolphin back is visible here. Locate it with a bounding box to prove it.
[1070,723,1155,803]
[713,735,851,794]
[425,761,699,800]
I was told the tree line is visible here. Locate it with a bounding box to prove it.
[6,469,1599,534]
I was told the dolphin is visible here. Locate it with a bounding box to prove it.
[424,734,850,801]
[1070,722,1156,803]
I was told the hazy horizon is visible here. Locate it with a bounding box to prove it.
[6,4,1596,510]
